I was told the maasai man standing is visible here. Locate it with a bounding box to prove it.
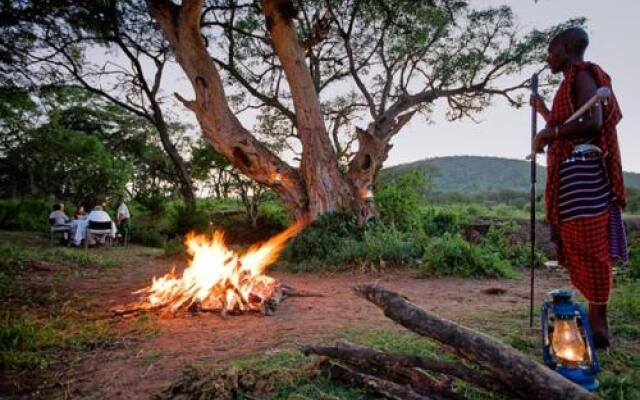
[531,27,627,348]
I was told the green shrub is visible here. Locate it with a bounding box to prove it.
[258,198,292,227]
[418,233,514,278]
[375,171,425,230]
[482,222,546,268]
[173,205,212,236]
[0,197,52,231]
[282,212,362,264]
[359,224,424,265]
[130,225,167,248]
[163,237,186,257]
[329,224,424,267]
[421,207,466,237]
[281,215,425,271]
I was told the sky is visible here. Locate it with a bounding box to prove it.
[386,0,640,172]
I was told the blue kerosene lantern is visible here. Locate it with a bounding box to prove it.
[541,289,600,391]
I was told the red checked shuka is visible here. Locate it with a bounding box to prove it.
[545,62,627,304]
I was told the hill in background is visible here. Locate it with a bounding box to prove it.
[384,155,640,194]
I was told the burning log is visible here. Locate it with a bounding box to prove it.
[113,220,312,317]
[112,283,324,318]
[353,284,601,400]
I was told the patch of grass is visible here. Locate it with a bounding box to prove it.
[626,239,640,279]
[0,312,117,370]
[43,247,117,268]
[339,328,441,357]
[0,242,117,269]
[0,269,15,297]
[0,314,56,369]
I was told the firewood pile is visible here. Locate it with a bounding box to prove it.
[112,284,322,317]
[300,284,601,400]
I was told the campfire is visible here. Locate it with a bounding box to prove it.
[115,219,309,316]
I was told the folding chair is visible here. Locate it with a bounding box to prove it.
[49,218,71,245]
[84,220,113,249]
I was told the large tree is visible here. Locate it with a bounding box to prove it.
[147,0,573,220]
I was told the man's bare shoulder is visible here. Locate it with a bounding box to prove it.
[574,69,597,89]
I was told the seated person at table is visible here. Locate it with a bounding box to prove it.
[86,205,113,246]
[74,206,87,220]
[49,203,70,225]
[49,203,71,243]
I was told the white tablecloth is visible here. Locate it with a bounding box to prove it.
[72,219,117,246]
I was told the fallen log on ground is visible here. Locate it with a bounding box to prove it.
[353,284,601,400]
[323,360,435,400]
[301,339,509,397]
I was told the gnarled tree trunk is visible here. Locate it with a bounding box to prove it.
[145,0,410,222]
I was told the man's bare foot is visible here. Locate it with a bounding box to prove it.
[589,303,611,349]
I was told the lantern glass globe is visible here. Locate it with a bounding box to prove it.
[552,319,586,366]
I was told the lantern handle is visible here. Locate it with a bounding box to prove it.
[540,301,556,368]
[575,303,600,375]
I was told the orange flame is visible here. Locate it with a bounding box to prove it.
[134,218,307,314]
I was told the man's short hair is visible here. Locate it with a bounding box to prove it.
[53,203,62,211]
[552,27,589,56]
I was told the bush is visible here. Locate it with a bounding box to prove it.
[258,198,292,227]
[0,197,52,231]
[418,233,514,278]
[359,224,424,265]
[330,223,424,267]
[375,171,425,230]
[421,207,467,237]
[482,222,546,268]
[173,205,212,236]
[281,212,361,264]
[127,199,179,247]
[163,237,186,257]
[281,213,425,271]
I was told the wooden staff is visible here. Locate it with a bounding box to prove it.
[529,73,538,328]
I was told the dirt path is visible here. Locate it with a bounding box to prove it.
[54,250,570,400]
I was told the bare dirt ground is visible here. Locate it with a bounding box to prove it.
[3,235,572,399]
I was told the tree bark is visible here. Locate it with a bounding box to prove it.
[347,111,418,223]
[146,0,307,218]
[354,284,601,400]
[261,0,353,218]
